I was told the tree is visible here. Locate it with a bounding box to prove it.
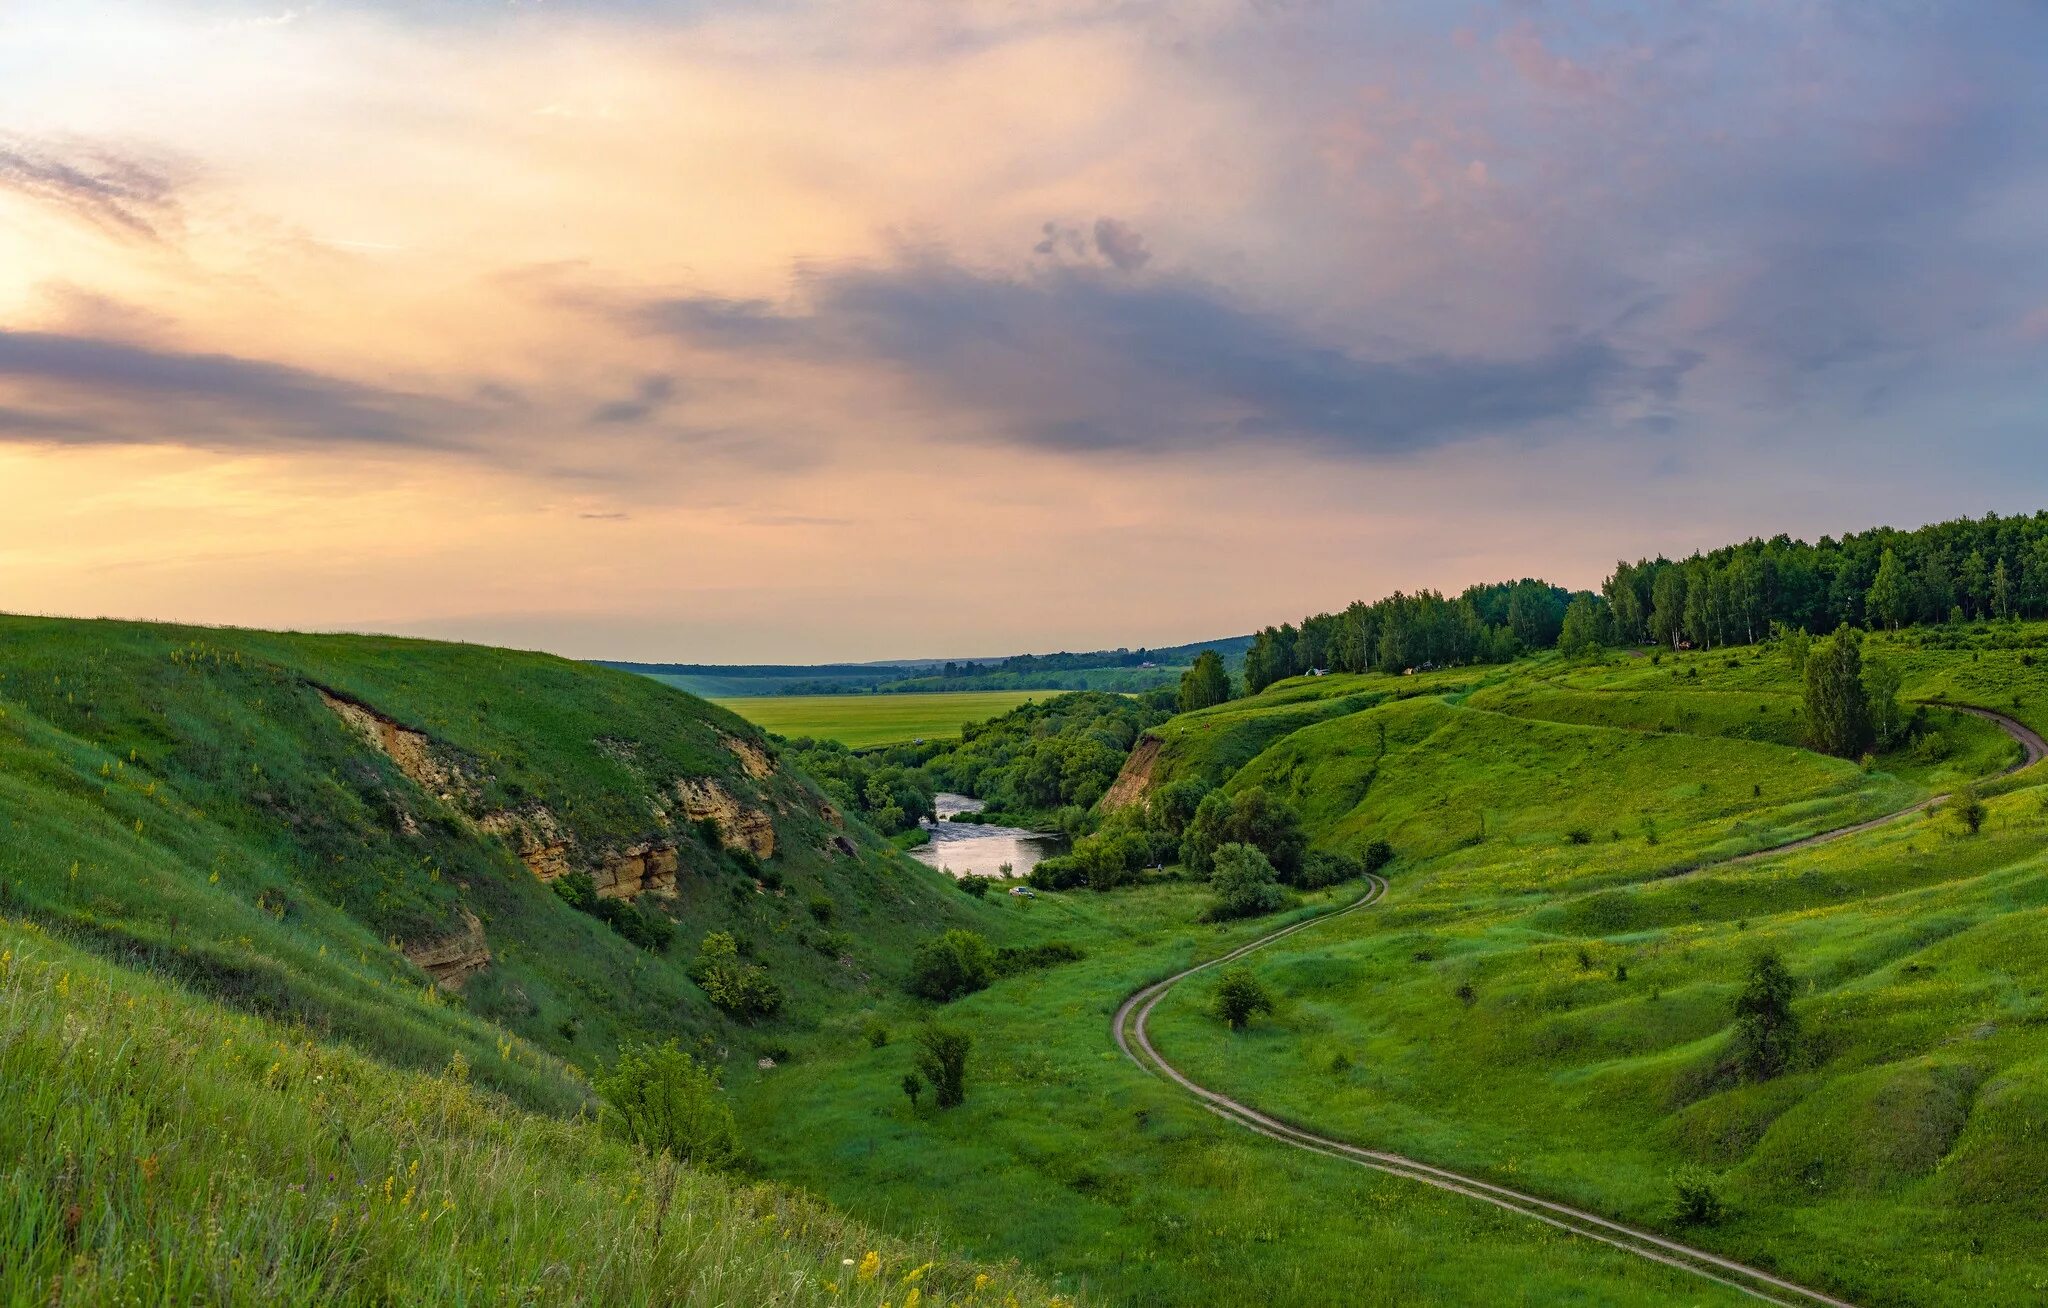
[1180,787,1307,876]
[1862,655,1907,750]
[1803,625,1873,758]
[1731,950,1799,1081]
[1962,549,1991,618]
[1771,620,1811,675]
[1177,650,1233,712]
[1947,784,1987,836]
[914,1024,971,1108]
[901,1070,924,1110]
[596,1041,740,1170]
[1205,843,1288,920]
[1992,557,2015,620]
[906,929,995,1002]
[1556,595,1607,658]
[1212,965,1275,1029]
[1650,565,1688,648]
[1865,548,1911,631]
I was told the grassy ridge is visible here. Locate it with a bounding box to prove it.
[715,691,1049,749]
[0,615,1004,1101]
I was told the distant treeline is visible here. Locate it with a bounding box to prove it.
[1242,580,1577,693]
[599,635,1253,698]
[1598,511,2048,651]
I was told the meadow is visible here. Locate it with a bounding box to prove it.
[714,691,1048,748]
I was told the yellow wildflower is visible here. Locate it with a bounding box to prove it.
[856,1251,880,1282]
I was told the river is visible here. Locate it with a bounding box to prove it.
[907,792,1068,880]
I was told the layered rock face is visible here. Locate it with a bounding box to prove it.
[402,907,492,989]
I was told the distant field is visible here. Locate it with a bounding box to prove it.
[713,690,1046,747]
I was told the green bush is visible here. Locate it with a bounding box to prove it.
[993,941,1084,975]
[906,929,996,1002]
[957,875,991,898]
[1204,843,1288,921]
[689,932,782,1022]
[1732,950,1798,1081]
[914,1024,972,1108]
[1212,966,1274,1030]
[1668,1166,1725,1226]
[595,1040,739,1171]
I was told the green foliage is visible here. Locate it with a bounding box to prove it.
[1181,786,1307,877]
[554,873,677,952]
[1947,784,1987,835]
[690,932,783,1022]
[596,1039,740,1171]
[992,941,1084,975]
[1177,649,1235,712]
[1668,1167,1725,1227]
[1557,594,1610,658]
[1212,965,1275,1029]
[923,692,1170,819]
[901,1070,924,1109]
[1204,843,1288,921]
[906,929,995,1002]
[1732,950,1800,1082]
[956,874,991,898]
[1804,624,1874,758]
[914,1025,972,1109]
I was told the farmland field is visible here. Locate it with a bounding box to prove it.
[713,689,1048,747]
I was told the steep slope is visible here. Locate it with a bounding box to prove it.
[0,910,1062,1306]
[0,615,1004,1104]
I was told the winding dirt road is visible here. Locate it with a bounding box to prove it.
[1112,705,2043,1307]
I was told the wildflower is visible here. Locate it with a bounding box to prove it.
[904,1291,921,1308]
[856,1251,880,1282]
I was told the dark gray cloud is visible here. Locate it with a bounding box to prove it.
[0,329,472,451]
[1092,218,1150,272]
[0,139,184,241]
[588,374,677,424]
[632,255,1673,456]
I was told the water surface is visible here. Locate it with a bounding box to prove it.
[908,792,1067,879]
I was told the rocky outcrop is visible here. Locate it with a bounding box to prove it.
[404,908,491,990]
[1099,734,1163,812]
[721,733,776,781]
[597,841,679,898]
[477,807,576,882]
[675,778,776,859]
[318,689,471,803]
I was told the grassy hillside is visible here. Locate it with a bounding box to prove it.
[0,615,1006,1105]
[0,911,1059,1306]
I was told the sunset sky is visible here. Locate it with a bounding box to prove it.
[4,1,2045,661]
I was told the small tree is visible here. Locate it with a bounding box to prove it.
[1212,966,1275,1029]
[1863,655,1907,750]
[1731,950,1799,1081]
[691,932,783,1021]
[906,929,995,1002]
[1948,784,1987,836]
[901,1070,924,1110]
[914,1025,972,1108]
[1804,625,1873,758]
[596,1041,740,1171]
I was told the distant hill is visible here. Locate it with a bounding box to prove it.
[597,633,1254,697]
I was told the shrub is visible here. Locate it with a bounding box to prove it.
[1566,828,1593,846]
[993,941,1083,976]
[1948,784,1987,836]
[860,1014,890,1048]
[914,1024,972,1108]
[906,929,996,1002]
[595,1041,739,1171]
[1212,966,1274,1030]
[1295,849,1362,889]
[690,932,782,1022]
[901,1070,924,1110]
[1361,840,1395,874]
[807,894,835,923]
[1731,950,1798,1081]
[1668,1166,1725,1226]
[553,872,675,951]
[1204,843,1288,921]
[957,875,991,898]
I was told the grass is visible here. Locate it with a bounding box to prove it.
[0,913,1061,1306]
[14,607,2048,1304]
[715,691,1050,749]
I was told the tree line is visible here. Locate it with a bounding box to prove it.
[1597,511,2048,652]
[1239,579,1579,693]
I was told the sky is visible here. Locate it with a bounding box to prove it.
[2,1,2046,662]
